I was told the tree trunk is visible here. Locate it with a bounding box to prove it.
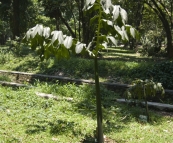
[167,40,173,58]
[57,8,76,38]
[11,0,20,39]
[159,17,173,58]
[55,15,60,30]
[76,0,81,41]
[81,11,89,44]
[145,0,173,58]
[160,19,173,58]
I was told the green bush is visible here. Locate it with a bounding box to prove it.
[124,79,165,122]
[0,49,12,64]
[128,61,173,89]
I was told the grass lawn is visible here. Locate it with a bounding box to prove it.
[0,82,173,143]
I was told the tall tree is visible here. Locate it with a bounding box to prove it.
[0,0,11,44]
[0,0,35,39]
[39,0,97,44]
[39,0,76,38]
[11,0,20,38]
[144,0,173,58]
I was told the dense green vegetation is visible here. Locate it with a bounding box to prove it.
[0,0,173,57]
[1,46,173,90]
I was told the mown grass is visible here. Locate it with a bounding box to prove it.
[0,82,173,143]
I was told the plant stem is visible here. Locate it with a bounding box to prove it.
[95,0,102,54]
[94,56,104,143]
[144,86,149,122]
[145,99,149,122]
[94,0,104,142]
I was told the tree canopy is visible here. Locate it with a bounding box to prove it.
[0,0,173,58]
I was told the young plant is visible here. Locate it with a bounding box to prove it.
[124,79,165,122]
[23,0,138,142]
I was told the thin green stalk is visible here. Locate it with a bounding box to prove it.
[94,0,104,142]
[144,86,149,122]
[94,56,103,143]
[95,0,103,54]
[145,99,149,122]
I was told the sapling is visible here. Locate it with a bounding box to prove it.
[124,79,165,122]
[23,0,138,142]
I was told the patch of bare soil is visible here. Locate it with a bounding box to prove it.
[157,111,173,117]
[82,136,117,143]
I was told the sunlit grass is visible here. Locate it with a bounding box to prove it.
[0,83,173,142]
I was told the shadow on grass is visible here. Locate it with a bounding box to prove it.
[14,59,40,72]
[10,47,167,87]
[25,119,76,135]
[101,48,136,54]
[82,135,117,143]
[49,120,76,135]
[22,82,165,143]
[25,124,47,134]
[75,84,165,127]
[75,96,165,143]
[81,136,96,143]
[9,47,171,89]
[11,55,152,84]
[100,54,164,63]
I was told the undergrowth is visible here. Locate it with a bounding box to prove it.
[0,46,172,89]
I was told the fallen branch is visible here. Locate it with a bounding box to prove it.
[0,81,32,88]
[35,92,73,101]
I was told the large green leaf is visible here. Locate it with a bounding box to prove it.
[43,27,51,39]
[30,38,38,50]
[122,26,129,41]
[83,0,96,10]
[100,0,112,14]
[60,45,70,59]
[100,19,112,33]
[107,36,117,46]
[98,35,107,43]
[54,45,70,60]
[90,15,99,26]
[30,24,44,39]
[85,2,100,14]
[125,25,140,40]
[63,36,73,49]
[75,42,86,54]
[119,7,127,24]
[112,5,120,21]
[114,25,124,40]
[130,27,135,38]
[44,47,51,60]
[51,31,64,45]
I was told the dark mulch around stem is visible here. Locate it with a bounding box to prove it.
[157,111,173,117]
[81,136,117,143]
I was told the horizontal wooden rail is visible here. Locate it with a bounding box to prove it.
[0,70,173,95]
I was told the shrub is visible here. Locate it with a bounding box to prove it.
[124,79,165,122]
